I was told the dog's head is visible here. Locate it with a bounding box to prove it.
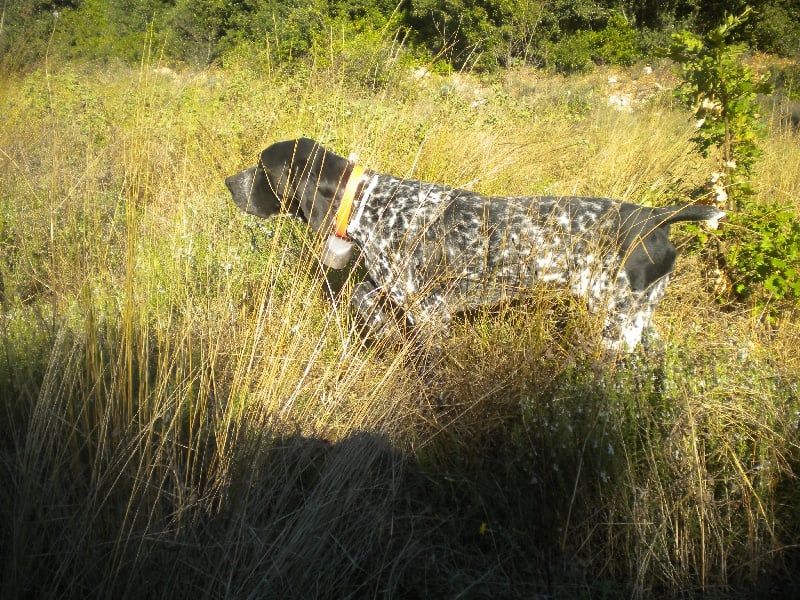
[225,138,350,232]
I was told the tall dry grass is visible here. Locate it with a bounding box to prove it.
[0,47,798,598]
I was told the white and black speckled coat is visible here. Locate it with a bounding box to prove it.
[226,138,725,352]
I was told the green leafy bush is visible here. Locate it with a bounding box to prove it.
[727,200,800,309]
[0,1,59,71]
[406,0,511,69]
[53,0,166,63]
[547,29,595,73]
[595,11,640,66]
[547,10,639,74]
[4,0,800,73]
[751,2,800,58]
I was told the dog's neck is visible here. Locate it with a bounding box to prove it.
[332,163,367,239]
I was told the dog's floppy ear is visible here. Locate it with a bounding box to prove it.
[225,165,282,218]
[295,150,350,232]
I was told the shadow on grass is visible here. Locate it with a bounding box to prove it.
[1,327,798,599]
[143,430,592,599]
[156,416,800,599]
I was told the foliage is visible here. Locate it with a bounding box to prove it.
[727,199,800,311]
[663,8,800,317]
[597,11,641,65]
[547,10,639,74]
[405,0,513,69]
[2,0,800,73]
[750,1,800,57]
[770,63,800,100]
[664,8,771,205]
[51,0,168,62]
[405,1,641,71]
[166,0,244,63]
[0,0,59,71]
[545,29,596,74]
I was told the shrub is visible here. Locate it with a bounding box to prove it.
[664,8,800,318]
[406,0,512,69]
[546,10,639,74]
[727,200,800,309]
[52,0,166,63]
[595,10,640,66]
[664,8,772,204]
[547,29,595,73]
[752,2,800,58]
[0,1,61,71]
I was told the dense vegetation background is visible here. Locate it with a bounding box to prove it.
[4,0,800,72]
[1,1,800,598]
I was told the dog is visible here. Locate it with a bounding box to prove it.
[225,138,725,352]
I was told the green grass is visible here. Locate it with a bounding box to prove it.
[1,50,799,598]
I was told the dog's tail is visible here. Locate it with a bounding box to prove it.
[659,204,727,230]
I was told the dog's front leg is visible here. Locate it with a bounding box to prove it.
[350,281,405,346]
[403,291,453,350]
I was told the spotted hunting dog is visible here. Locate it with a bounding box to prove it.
[226,138,725,352]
